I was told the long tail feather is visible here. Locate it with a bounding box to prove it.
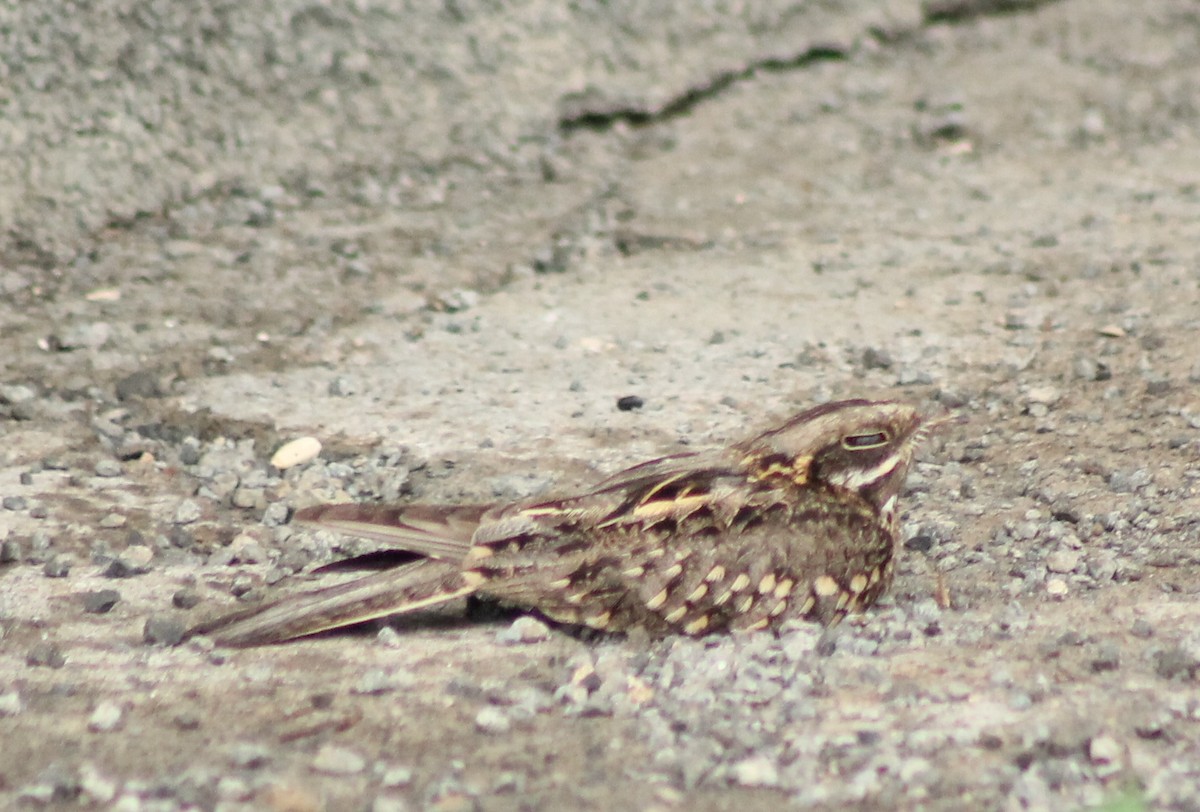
[189,559,478,646]
[292,503,487,560]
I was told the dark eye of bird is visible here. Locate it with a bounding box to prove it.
[841,431,890,450]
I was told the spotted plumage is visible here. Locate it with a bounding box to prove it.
[192,399,949,646]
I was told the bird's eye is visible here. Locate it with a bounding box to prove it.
[842,431,890,450]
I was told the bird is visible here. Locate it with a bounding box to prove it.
[192,399,949,646]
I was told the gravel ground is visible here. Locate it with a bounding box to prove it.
[3,1,1200,809]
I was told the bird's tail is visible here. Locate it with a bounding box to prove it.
[188,558,480,647]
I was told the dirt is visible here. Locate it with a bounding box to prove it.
[3,0,1200,809]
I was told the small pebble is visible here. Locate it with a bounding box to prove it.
[312,744,366,775]
[475,706,511,734]
[26,642,66,668]
[94,459,123,478]
[616,395,644,412]
[88,701,124,732]
[1045,578,1069,597]
[1045,550,1080,574]
[262,502,290,526]
[231,488,266,510]
[1088,735,1121,765]
[2,495,28,511]
[98,513,127,529]
[143,615,186,646]
[173,500,202,525]
[328,376,359,397]
[861,346,893,370]
[271,436,322,470]
[730,755,780,788]
[216,775,253,802]
[179,440,202,466]
[82,589,121,614]
[1090,644,1121,672]
[43,556,70,578]
[1153,646,1198,680]
[354,669,395,695]
[228,742,272,770]
[104,557,147,578]
[0,690,23,716]
[0,539,22,562]
[379,766,414,789]
[122,545,154,567]
[173,588,202,609]
[1130,619,1154,639]
[497,616,551,645]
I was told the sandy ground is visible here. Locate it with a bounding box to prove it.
[3,1,1200,809]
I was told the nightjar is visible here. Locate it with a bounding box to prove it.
[194,399,948,646]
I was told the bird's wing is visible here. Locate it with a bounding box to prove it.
[292,503,489,561]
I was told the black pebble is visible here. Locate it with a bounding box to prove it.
[616,395,644,412]
[904,534,935,553]
[172,588,202,610]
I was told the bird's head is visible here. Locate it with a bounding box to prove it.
[735,399,949,514]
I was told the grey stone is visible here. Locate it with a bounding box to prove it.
[143,615,186,646]
[81,589,121,614]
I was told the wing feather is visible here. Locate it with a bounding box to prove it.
[292,503,487,560]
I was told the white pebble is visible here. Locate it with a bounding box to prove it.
[88,701,123,732]
[475,706,511,734]
[271,436,322,470]
[730,755,780,788]
[1045,578,1069,598]
[1045,550,1080,574]
[1089,734,1122,764]
[312,744,366,775]
[0,690,23,716]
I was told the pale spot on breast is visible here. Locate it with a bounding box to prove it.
[664,605,688,624]
[849,573,869,594]
[773,578,794,600]
[622,565,645,578]
[757,573,777,594]
[868,567,883,586]
[586,610,612,629]
[745,618,770,631]
[835,591,850,612]
[683,615,710,635]
[736,594,755,614]
[662,563,683,580]
[769,598,788,617]
[548,577,572,590]
[646,588,669,610]
[729,573,751,593]
[704,565,726,583]
[686,583,708,603]
[798,595,816,615]
[813,575,840,597]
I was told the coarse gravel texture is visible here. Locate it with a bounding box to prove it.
[3,0,1200,809]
